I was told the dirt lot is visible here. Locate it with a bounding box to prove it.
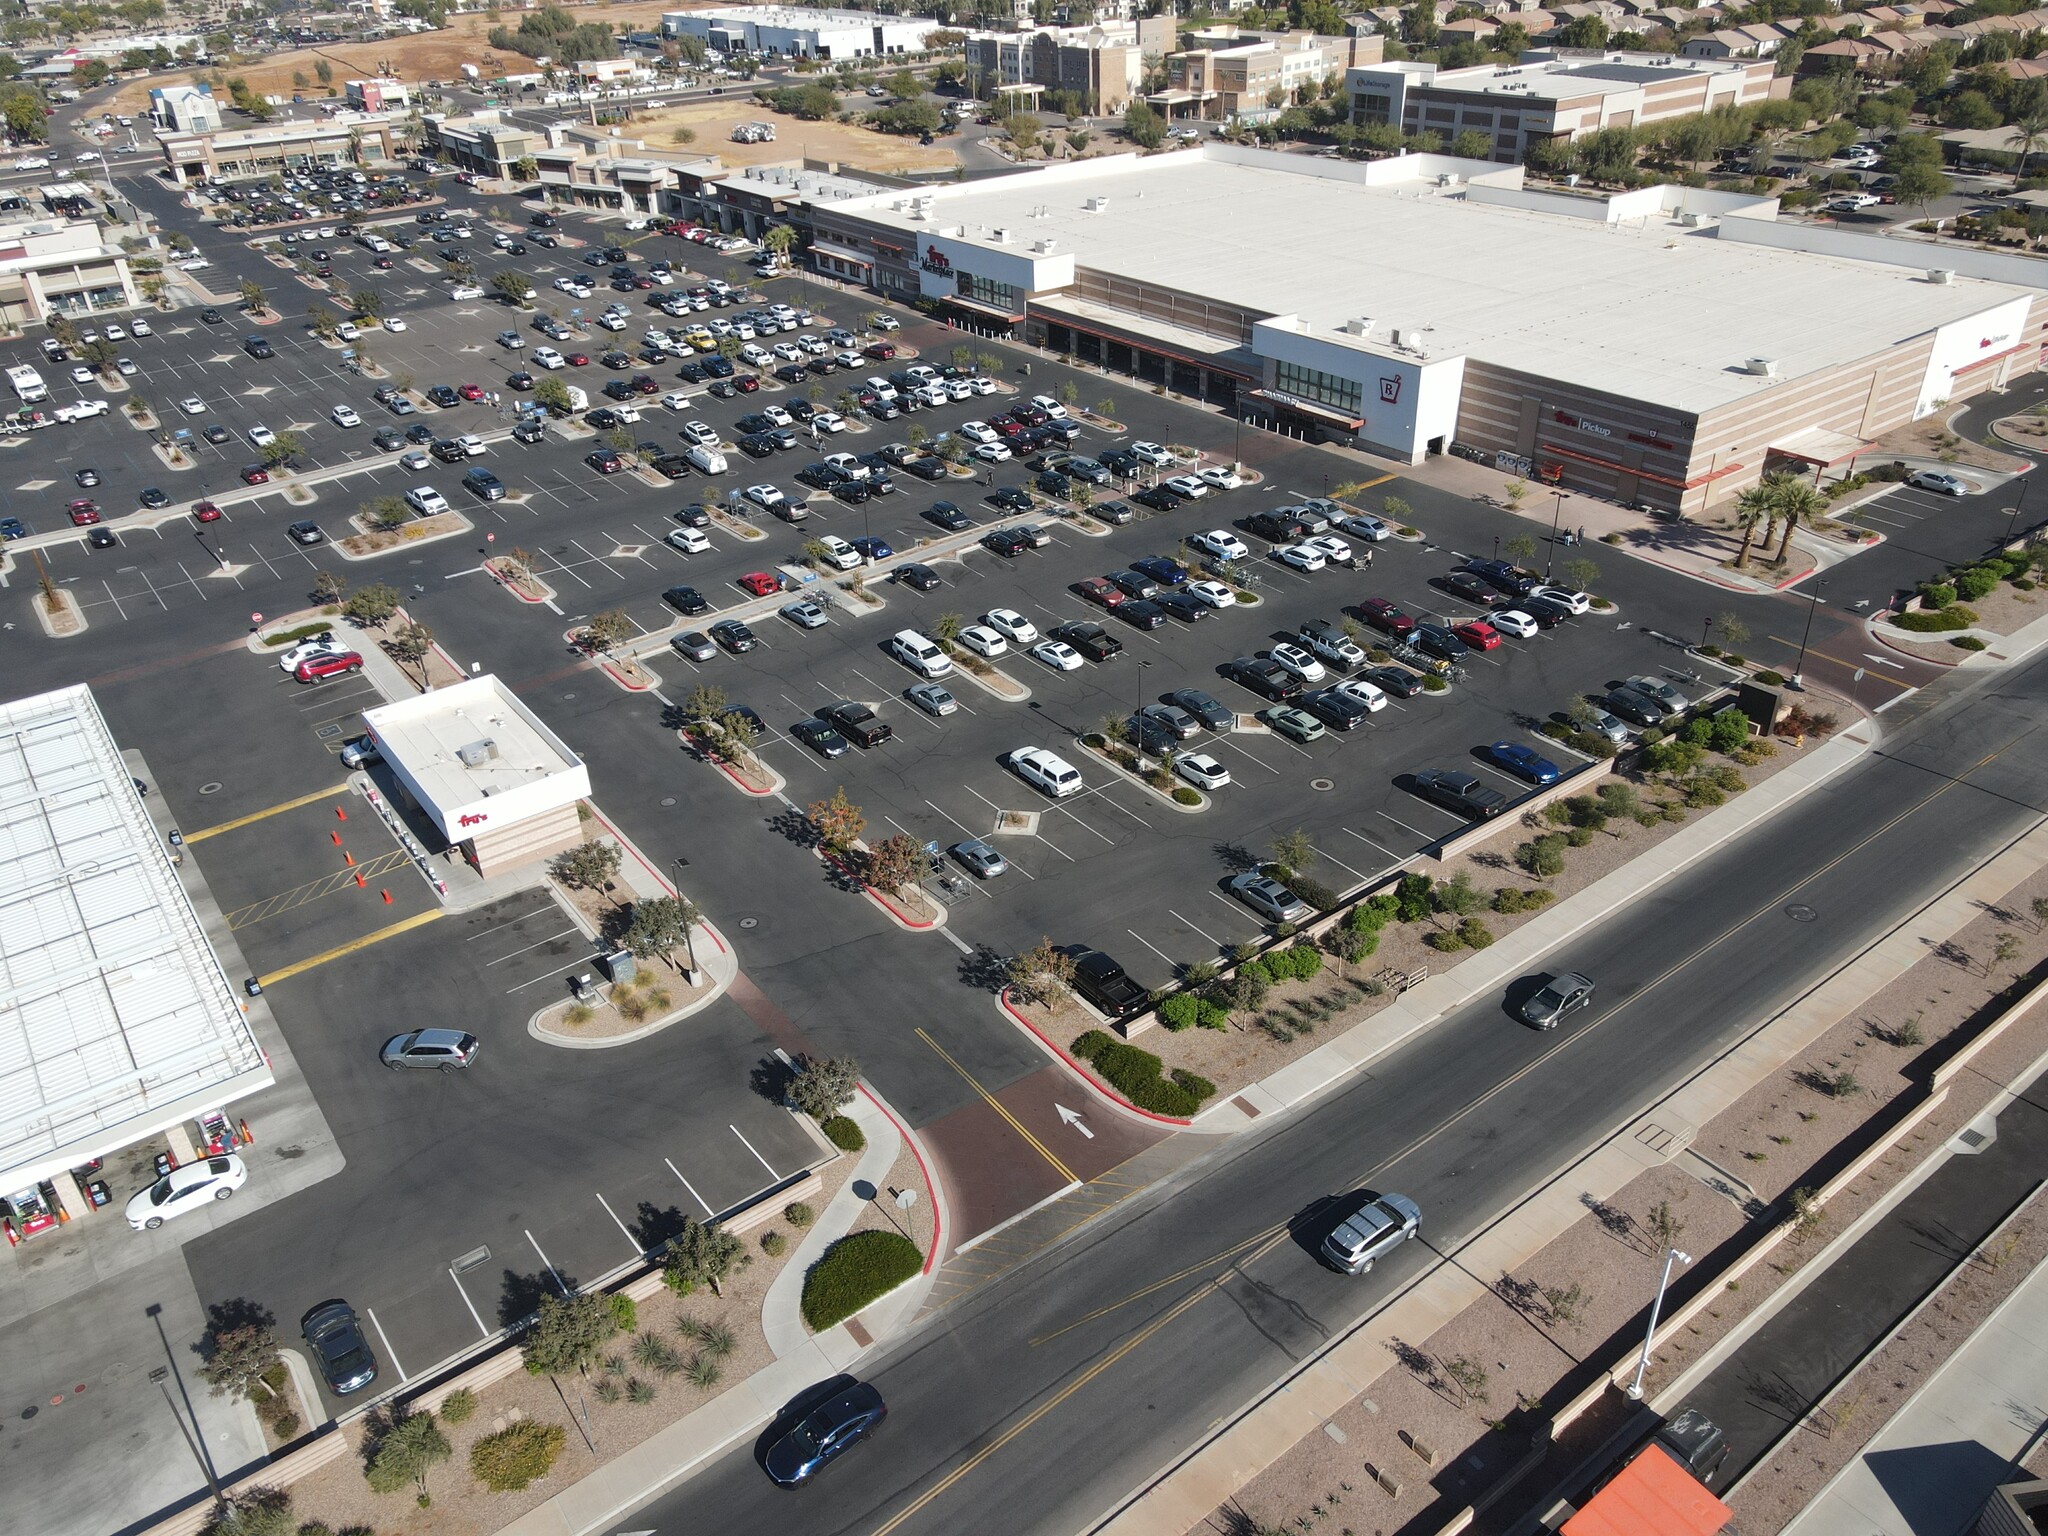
[628,97,960,173]
[108,0,687,117]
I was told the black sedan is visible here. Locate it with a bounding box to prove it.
[791,717,850,759]
[301,1300,378,1396]
[894,562,941,591]
[763,1379,887,1487]
[1519,971,1595,1030]
[138,487,170,509]
[1362,665,1426,699]
[988,486,1034,512]
[1131,485,1180,511]
[1170,687,1234,730]
[924,501,973,532]
[426,384,461,408]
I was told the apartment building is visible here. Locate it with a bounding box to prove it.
[967,17,1178,114]
[1163,28,1382,119]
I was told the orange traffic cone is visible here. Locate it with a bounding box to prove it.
[381,889,392,904]
[336,807,347,821]
[344,851,355,867]
[331,831,342,845]
[354,873,365,887]
[239,1118,254,1145]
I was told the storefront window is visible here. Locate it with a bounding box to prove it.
[1273,360,1362,415]
[960,272,1019,312]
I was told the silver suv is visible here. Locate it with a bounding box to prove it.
[1321,1191,1422,1275]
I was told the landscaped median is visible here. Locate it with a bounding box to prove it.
[1874,542,2048,660]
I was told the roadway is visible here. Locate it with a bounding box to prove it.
[607,635,2048,1536]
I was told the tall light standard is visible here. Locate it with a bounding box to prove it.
[1789,578,1826,692]
[1627,1247,1693,1400]
[2004,478,2031,547]
[1544,488,1567,579]
[1134,657,1152,735]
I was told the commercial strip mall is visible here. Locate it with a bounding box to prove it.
[801,143,2046,512]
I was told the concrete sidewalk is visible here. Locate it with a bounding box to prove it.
[1780,1254,2048,1536]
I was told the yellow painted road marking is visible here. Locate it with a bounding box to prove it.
[225,848,412,931]
[1766,637,1912,690]
[185,783,352,843]
[256,909,442,987]
[915,1027,1077,1185]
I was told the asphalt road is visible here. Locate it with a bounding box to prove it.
[606,643,2048,1536]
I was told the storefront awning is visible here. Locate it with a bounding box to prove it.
[1246,388,1364,430]
[810,239,873,269]
[1767,426,1872,467]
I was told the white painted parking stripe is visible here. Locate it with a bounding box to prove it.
[448,1268,490,1338]
[730,1124,780,1180]
[664,1157,714,1216]
[1345,825,1401,860]
[525,1229,570,1296]
[1377,808,1442,838]
[365,1306,408,1382]
[1051,801,1118,844]
[1125,928,1179,969]
[1308,843,1369,884]
[594,1190,642,1258]
[1167,908,1227,949]
[484,926,582,967]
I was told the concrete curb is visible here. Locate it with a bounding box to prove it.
[761,1092,903,1358]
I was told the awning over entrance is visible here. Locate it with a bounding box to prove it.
[1146,89,1211,106]
[939,292,1024,323]
[810,239,873,269]
[1766,425,1872,467]
[1246,387,1363,431]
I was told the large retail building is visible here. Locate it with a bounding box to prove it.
[805,142,2047,512]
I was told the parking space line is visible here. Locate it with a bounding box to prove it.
[1307,844,1369,884]
[1052,800,1119,844]
[365,1307,408,1382]
[1167,908,1228,949]
[594,1190,643,1259]
[915,1027,1077,1184]
[187,782,353,841]
[448,1269,490,1338]
[664,1157,714,1216]
[1344,825,1401,860]
[255,909,442,987]
[481,923,581,968]
[525,1228,570,1296]
[1376,808,1441,839]
[730,1124,781,1180]
[1125,928,1179,969]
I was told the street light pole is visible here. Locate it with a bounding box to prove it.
[1789,578,1826,692]
[2004,479,2030,546]
[1135,657,1151,736]
[1626,1246,1693,1400]
[1545,488,1566,579]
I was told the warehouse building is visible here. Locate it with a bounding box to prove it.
[660,6,939,59]
[806,143,2047,513]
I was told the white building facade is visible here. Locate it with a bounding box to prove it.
[660,6,940,58]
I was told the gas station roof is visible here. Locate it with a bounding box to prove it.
[0,685,270,1193]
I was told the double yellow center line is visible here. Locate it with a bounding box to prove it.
[915,1028,1077,1185]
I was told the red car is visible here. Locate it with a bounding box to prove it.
[192,501,223,523]
[735,375,760,393]
[373,256,395,269]
[67,499,100,525]
[1075,575,1125,609]
[459,382,485,401]
[864,341,897,360]
[565,352,590,367]
[1357,598,1416,638]
[991,417,1027,439]
[1454,620,1503,651]
[295,651,363,683]
[240,465,270,485]
[738,571,783,597]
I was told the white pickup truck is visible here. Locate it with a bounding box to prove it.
[54,398,109,423]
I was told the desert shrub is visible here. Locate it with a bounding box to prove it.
[1457,917,1495,949]
[784,1202,814,1228]
[1071,1030,1215,1115]
[440,1387,476,1425]
[822,1115,866,1152]
[1323,924,1378,964]
[1493,886,1556,914]
[1394,873,1434,923]
[1516,834,1567,878]
[760,1231,787,1257]
[1159,992,1231,1030]
[1288,875,1340,911]
[1919,581,1956,610]
[1566,824,1597,847]
[1706,707,1751,753]
[1263,943,1325,983]
[469,1421,565,1493]
[1350,893,1399,932]
[799,1230,923,1331]
[1893,605,1978,632]
[1951,565,2000,602]
[1953,635,1988,650]
[607,1293,637,1334]
[1172,786,1201,804]
[1641,737,1705,775]
[1424,927,1466,952]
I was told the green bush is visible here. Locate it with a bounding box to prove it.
[1707,707,1751,754]
[1262,943,1324,983]
[1424,927,1465,953]
[607,1292,636,1335]
[1457,917,1495,949]
[760,1230,787,1257]
[799,1230,923,1331]
[1421,674,1448,692]
[784,1201,815,1228]
[260,621,338,648]
[440,1387,476,1425]
[1641,736,1705,776]
[1493,886,1556,914]
[1349,893,1399,932]
[1919,581,1956,610]
[1516,834,1567,878]
[469,1421,565,1493]
[1322,924,1378,964]
[1951,565,2000,602]
[822,1115,865,1152]
[1158,992,1230,1030]
[1171,786,1201,804]
[1893,605,1979,633]
[1394,873,1434,923]
[1753,669,1785,687]
[1952,635,1988,650]
[1071,1030,1216,1116]
[1288,875,1340,911]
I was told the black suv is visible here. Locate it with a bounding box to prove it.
[1223,656,1301,702]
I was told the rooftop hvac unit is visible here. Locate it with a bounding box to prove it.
[990,227,1013,244]
[1391,327,1408,349]
[1743,357,1780,377]
[1082,195,1111,212]
[456,739,499,767]
[1437,172,1461,186]
[1677,210,1707,227]
[1033,237,1059,253]
[1343,315,1374,337]
[1928,267,1955,285]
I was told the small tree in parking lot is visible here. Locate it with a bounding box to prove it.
[261,431,302,470]
[195,1304,283,1405]
[533,376,574,417]
[1563,557,1603,594]
[576,607,636,656]
[1008,936,1077,1007]
[351,286,384,320]
[342,580,401,628]
[491,269,533,306]
[717,708,760,767]
[551,839,623,903]
[623,895,692,973]
[387,620,435,687]
[521,1292,618,1378]
[365,496,409,531]
[661,1215,749,1296]
[862,832,921,895]
[808,786,866,852]
[312,570,345,606]
[683,684,729,728]
[786,1054,861,1121]
[239,278,269,316]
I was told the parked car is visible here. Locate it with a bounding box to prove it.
[1072,949,1146,1012]
[381,1029,480,1069]
[125,1154,247,1230]
[1412,768,1507,819]
[301,1300,379,1395]
[1482,741,1561,785]
[1227,871,1313,924]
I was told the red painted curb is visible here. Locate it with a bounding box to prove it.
[857,1084,944,1274]
[683,729,777,797]
[486,561,548,604]
[599,657,651,692]
[998,989,1191,1127]
[819,849,937,930]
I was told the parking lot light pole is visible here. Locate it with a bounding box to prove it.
[2004,479,2030,546]
[1789,578,1826,692]
[1135,658,1151,731]
[1626,1246,1692,1400]
[1545,489,1566,579]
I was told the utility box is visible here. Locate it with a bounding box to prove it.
[600,949,636,985]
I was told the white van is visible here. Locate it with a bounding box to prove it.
[562,384,589,412]
[889,630,952,678]
[6,364,47,402]
[1009,747,1084,798]
[686,444,727,474]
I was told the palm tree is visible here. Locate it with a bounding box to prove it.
[2010,110,2048,182]
[1732,482,1774,569]
[1773,475,1827,562]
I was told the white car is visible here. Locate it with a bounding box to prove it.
[890,629,953,678]
[1029,394,1068,418]
[1268,642,1325,683]
[532,347,567,370]
[69,365,93,384]
[666,527,709,552]
[399,450,431,471]
[1173,751,1231,790]
[126,1153,247,1230]
[130,318,152,336]
[762,404,792,427]
[973,442,1013,463]
[335,322,359,341]
[1162,474,1208,499]
[1187,580,1237,609]
[1008,745,1083,798]
[448,285,485,301]
[1828,193,1880,211]
[661,391,693,411]
[958,421,998,445]
[405,485,449,515]
[966,376,997,396]
[179,395,207,414]
[681,421,719,447]
[1333,678,1390,713]
[1130,441,1173,466]
[1198,466,1244,490]
[1530,585,1591,614]
[813,411,846,434]
[278,634,351,672]
[983,607,1038,645]
[1908,469,1969,496]
[1339,513,1392,541]
[771,342,802,363]
[1490,609,1539,639]
[1031,639,1083,671]
[552,276,585,294]
[957,623,1008,658]
[247,425,277,448]
[816,535,862,569]
[330,404,361,427]
[1190,529,1249,561]
[104,324,127,342]
[456,434,485,457]
[1275,543,1327,572]
[382,316,408,332]
[1305,534,1353,566]
[871,314,901,331]
[744,484,786,510]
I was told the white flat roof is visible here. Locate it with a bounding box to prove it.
[361,676,587,838]
[0,686,270,1191]
[842,148,2039,413]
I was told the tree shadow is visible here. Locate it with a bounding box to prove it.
[749,1053,796,1107]
[766,807,819,849]
[1581,1193,1638,1250]
[497,1266,573,1331]
[1212,839,1260,874]
[630,1200,688,1255]
[1494,1272,1545,1320]
[193,1296,275,1366]
[957,942,1010,993]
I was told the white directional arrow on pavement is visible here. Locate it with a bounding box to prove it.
[1862,653,1905,670]
[1055,1103,1094,1139]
